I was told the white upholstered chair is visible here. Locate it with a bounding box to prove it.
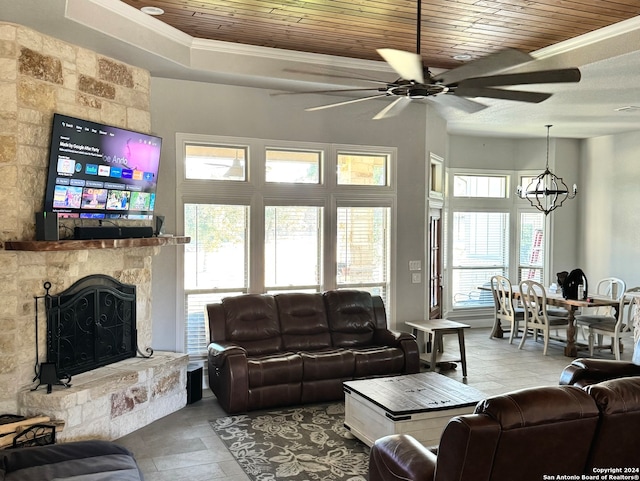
[518,279,571,356]
[490,275,525,343]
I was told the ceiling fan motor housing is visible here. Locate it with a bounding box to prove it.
[385,81,449,99]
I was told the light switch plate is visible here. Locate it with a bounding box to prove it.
[409,260,421,271]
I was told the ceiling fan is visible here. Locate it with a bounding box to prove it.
[273,0,581,120]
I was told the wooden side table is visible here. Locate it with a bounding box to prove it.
[405,319,471,377]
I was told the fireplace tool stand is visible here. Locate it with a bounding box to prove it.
[32,282,72,394]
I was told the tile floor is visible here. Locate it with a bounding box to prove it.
[116,327,636,480]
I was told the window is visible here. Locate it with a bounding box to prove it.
[337,206,390,300]
[177,135,396,357]
[265,205,323,292]
[451,212,508,308]
[453,175,506,198]
[337,153,388,186]
[184,144,246,181]
[518,212,545,283]
[265,149,320,184]
[448,171,549,310]
[183,203,248,355]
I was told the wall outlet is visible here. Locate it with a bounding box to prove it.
[412,272,421,284]
[409,260,421,271]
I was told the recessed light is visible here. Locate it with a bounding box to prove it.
[141,6,164,15]
[453,54,472,61]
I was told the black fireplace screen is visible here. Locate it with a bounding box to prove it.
[45,274,138,377]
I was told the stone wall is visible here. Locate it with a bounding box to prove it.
[0,22,172,422]
[19,352,188,442]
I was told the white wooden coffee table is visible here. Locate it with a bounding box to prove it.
[343,372,485,447]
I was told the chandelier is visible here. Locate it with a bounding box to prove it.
[516,125,577,215]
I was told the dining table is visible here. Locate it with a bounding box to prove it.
[479,285,621,357]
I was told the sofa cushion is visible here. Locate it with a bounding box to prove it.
[352,346,405,377]
[300,348,355,380]
[247,352,303,388]
[223,294,282,355]
[276,293,332,351]
[324,290,376,347]
[585,376,640,469]
[0,440,144,481]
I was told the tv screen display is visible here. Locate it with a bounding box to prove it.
[44,113,162,220]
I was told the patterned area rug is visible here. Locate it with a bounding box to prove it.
[210,403,369,481]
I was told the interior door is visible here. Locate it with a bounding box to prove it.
[429,210,443,319]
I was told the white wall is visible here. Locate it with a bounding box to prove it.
[148,77,447,351]
[581,131,640,287]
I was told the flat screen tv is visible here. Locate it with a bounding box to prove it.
[44,113,162,220]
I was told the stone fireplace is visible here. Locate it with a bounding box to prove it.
[0,22,189,441]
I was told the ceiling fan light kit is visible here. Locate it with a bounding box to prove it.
[516,125,577,215]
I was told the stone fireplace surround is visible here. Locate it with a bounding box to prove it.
[20,352,188,442]
[0,22,189,441]
[18,273,189,442]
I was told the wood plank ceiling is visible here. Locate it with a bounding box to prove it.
[120,0,640,69]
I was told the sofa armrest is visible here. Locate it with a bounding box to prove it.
[559,358,640,386]
[208,341,247,368]
[373,329,420,374]
[373,328,415,346]
[369,434,437,481]
[207,342,249,413]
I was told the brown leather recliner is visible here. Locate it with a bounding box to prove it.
[369,385,601,481]
[207,290,420,414]
[584,376,640,470]
[559,337,640,386]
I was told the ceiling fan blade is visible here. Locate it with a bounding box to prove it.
[282,68,390,85]
[305,94,389,112]
[454,87,552,103]
[377,48,424,83]
[271,87,381,97]
[434,48,533,86]
[372,97,412,120]
[458,68,581,88]
[435,94,488,113]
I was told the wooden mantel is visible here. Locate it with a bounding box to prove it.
[3,235,190,251]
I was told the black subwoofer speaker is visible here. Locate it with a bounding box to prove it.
[186,364,203,404]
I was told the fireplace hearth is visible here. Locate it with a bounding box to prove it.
[40,275,152,381]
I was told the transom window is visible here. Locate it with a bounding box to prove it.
[453,174,506,198]
[337,152,388,186]
[265,149,321,184]
[184,144,246,181]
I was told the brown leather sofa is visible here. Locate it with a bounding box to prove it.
[559,337,640,386]
[206,289,420,414]
[368,375,640,481]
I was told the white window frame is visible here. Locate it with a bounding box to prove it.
[445,167,551,316]
[175,133,397,357]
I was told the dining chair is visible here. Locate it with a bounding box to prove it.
[575,277,626,341]
[518,279,571,356]
[490,275,525,343]
[577,277,626,317]
[585,286,640,360]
